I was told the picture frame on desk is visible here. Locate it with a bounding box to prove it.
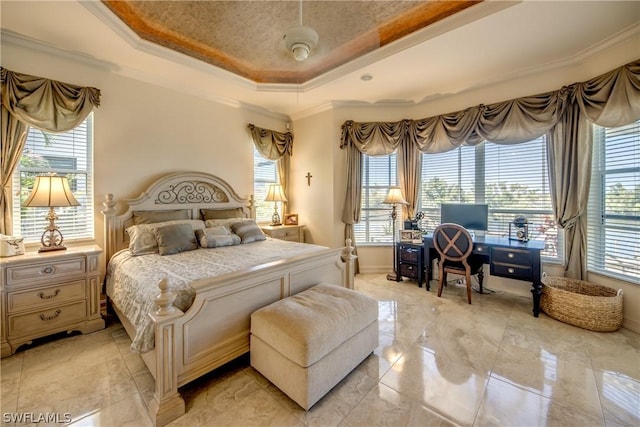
[284,213,298,225]
[411,230,423,244]
[400,230,413,242]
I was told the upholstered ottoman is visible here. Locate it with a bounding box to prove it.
[250,283,378,410]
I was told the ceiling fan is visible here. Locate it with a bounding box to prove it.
[282,0,318,61]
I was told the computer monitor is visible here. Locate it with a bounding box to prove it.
[440,203,489,231]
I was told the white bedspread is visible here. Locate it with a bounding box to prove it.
[106,238,327,353]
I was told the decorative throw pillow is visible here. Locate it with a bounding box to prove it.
[126,224,159,256]
[195,230,241,248]
[200,208,245,220]
[154,223,198,256]
[204,218,251,228]
[132,209,190,225]
[126,220,205,256]
[231,220,266,244]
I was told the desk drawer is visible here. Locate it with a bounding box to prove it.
[399,263,420,279]
[491,262,533,281]
[474,244,490,255]
[491,248,532,266]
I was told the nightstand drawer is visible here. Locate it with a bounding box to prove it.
[6,257,86,287]
[7,280,86,314]
[399,247,420,262]
[399,263,419,279]
[270,228,300,240]
[7,300,87,338]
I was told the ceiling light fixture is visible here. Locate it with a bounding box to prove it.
[283,0,318,61]
[360,73,373,81]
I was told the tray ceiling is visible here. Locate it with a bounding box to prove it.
[102,0,480,84]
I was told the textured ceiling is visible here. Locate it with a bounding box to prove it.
[102,0,480,83]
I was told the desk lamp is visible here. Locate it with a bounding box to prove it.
[383,187,408,281]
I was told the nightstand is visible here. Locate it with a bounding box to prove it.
[260,224,305,243]
[397,242,428,289]
[1,245,105,357]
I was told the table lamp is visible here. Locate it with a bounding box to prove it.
[383,186,408,281]
[264,183,287,226]
[23,174,80,252]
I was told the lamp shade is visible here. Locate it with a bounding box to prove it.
[264,184,288,203]
[383,187,408,205]
[23,175,80,208]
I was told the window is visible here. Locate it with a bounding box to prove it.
[12,115,94,242]
[253,147,279,223]
[418,136,561,261]
[588,121,639,282]
[354,153,398,244]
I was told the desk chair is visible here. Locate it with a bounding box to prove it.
[433,223,483,304]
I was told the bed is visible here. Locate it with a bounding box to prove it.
[101,171,356,427]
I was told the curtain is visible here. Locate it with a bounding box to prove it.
[248,124,293,214]
[341,58,640,279]
[0,68,101,235]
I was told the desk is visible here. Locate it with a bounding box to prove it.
[423,234,546,317]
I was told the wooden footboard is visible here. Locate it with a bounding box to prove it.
[144,242,355,426]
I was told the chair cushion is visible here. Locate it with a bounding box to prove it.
[250,284,378,368]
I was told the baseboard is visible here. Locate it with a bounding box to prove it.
[358,266,392,274]
[622,318,640,334]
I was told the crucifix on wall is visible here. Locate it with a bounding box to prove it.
[305,172,313,186]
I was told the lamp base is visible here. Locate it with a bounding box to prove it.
[38,245,67,253]
[386,272,401,282]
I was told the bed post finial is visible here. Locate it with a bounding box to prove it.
[341,239,357,290]
[102,193,118,263]
[155,279,177,315]
[248,194,256,219]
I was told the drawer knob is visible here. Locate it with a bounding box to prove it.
[508,268,515,274]
[38,289,61,300]
[477,247,483,252]
[508,253,515,259]
[41,266,56,275]
[39,309,62,321]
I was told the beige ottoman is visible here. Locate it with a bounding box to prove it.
[250,283,378,410]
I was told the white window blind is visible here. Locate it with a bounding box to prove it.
[588,121,640,282]
[354,153,398,244]
[418,137,561,261]
[12,115,94,242]
[253,147,279,223]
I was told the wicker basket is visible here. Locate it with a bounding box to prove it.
[541,276,623,332]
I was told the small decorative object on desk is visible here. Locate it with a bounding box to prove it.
[284,213,298,225]
[0,234,24,257]
[411,230,423,244]
[509,215,529,241]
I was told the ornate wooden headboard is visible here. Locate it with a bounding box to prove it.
[101,171,254,261]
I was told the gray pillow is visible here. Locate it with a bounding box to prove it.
[133,210,190,225]
[195,229,241,248]
[231,220,266,244]
[200,208,244,220]
[154,223,198,255]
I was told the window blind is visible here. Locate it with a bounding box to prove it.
[354,153,398,244]
[418,137,560,261]
[12,115,94,242]
[253,147,279,222]
[588,122,640,282]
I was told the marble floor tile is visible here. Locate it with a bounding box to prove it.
[1,273,638,427]
[475,377,604,427]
